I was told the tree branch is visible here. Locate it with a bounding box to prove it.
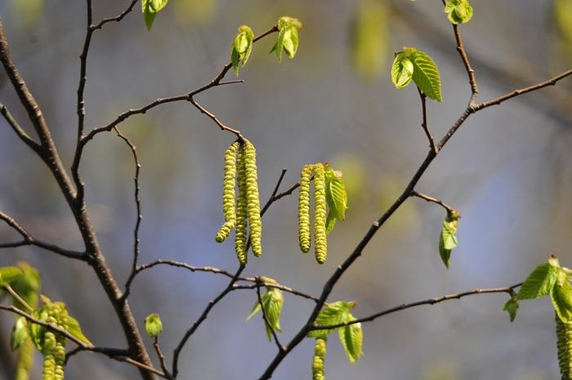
[0,102,41,153]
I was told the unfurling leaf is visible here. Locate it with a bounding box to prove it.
[325,169,348,222]
[552,270,572,323]
[444,0,474,25]
[231,26,255,76]
[142,0,169,31]
[502,298,519,322]
[271,16,302,62]
[145,313,163,338]
[11,317,28,351]
[391,53,414,89]
[339,317,363,363]
[308,301,355,339]
[247,287,284,341]
[392,47,442,102]
[438,210,460,268]
[0,266,23,286]
[517,257,560,300]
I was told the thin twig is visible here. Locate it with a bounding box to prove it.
[153,337,173,380]
[114,127,143,303]
[416,87,437,153]
[92,0,138,30]
[411,191,456,214]
[311,283,522,331]
[82,26,279,143]
[171,265,245,378]
[0,103,41,153]
[189,97,244,137]
[452,24,479,100]
[0,210,85,259]
[3,285,33,313]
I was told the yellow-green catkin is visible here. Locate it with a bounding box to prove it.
[216,141,239,243]
[313,163,327,264]
[312,338,327,380]
[556,312,572,379]
[298,164,313,253]
[244,139,262,257]
[15,338,34,380]
[235,143,248,265]
[41,332,57,380]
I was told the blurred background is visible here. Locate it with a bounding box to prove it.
[1,0,572,379]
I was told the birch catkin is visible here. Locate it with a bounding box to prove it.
[298,164,313,253]
[216,141,239,243]
[243,139,262,257]
[313,163,327,264]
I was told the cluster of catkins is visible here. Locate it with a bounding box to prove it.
[216,139,262,264]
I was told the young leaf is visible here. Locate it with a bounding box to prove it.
[144,313,163,338]
[438,210,459,268]
[246,288,284,341]
[551,269,572,323]
[65,316,92,345]
[271,16,303,62]
[502,298,519,322]
[325,169,348,222]
[142,0,169,31]
[444,0,474,25]
[391,52,414,89]
[518,258,560,300]
[339,317,363,363]
[231,25,255,76]
[0,266,23,286]
[410,50,442,102]
[308,301,354,339]
[11,317,28,351]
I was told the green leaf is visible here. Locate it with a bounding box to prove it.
[231,25,254,76]
[551,272,572,323]
[325,169,348,222]
[142,0,169,31]
[502,298,519,322]
[144,313,163,338]
[518,259,560,300]
[11,317,28,351]
[65,315,92,345]
[246,288,284,341]
[410,51,442,102]
[325,212,337,235]
[438,211,459,268]
[339,317,363,363]
[272,16,302,62]
[444,0,474,25]
[308,301,354,339]
[0,266,23,286]
[391,53,414,89]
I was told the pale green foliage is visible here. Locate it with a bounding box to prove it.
[0,266,23,286]
[502,298,519,322]
[142,0,169,31]
[392,47,442,102]
[231,26,255,76]
[438,210,460,268]
[247,287,284,341]
[271,17,303,62]
[444,0,474,25]
[325,168,348,234]
[144,313,163,338]
[518,258,560,300]
[307,301,363,364]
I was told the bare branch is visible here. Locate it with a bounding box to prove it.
[0,102,41,153]
[311,283,522,331]
[0,210,85,259]
[114,127,143,301]
[153,337,174,380]
[189,97,244,138]
[92,0,139,30]
[451,24,479,100]
[411,191,456,214]
[416,88,437,153]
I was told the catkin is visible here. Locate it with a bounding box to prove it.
[243,140,262,256]
[313,163,327,264]
[556,312,572,379]
[298,164,313,253]
[312,338,327,380]
[216,141,239,243]
[234,143,248,265]
[41,332,57,380]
